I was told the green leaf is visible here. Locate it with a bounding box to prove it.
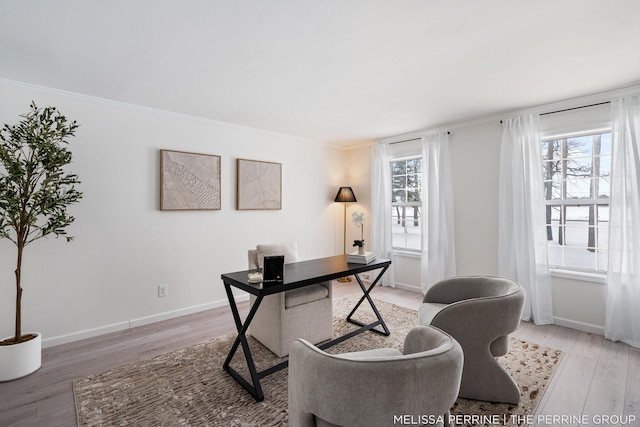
[1,102,83,246]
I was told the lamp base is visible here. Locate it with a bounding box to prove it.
[337,276,352,283]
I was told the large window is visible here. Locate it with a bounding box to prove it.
[391,157,422,252]
[542,131,611,272]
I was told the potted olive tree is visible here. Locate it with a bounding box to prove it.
[0,102,82,381]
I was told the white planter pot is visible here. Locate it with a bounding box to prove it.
[0,333,42,381]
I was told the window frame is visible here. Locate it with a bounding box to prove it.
[390,155,423,253]
[541,129,611,274]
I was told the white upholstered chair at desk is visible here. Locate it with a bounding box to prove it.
[248,242,333,357]
[288,325,464,427]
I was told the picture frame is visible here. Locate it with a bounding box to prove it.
[236,158,282,210]
[160,149,221,211]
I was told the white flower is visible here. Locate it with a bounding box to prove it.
[352,212,365,227]
[352,212,366,246]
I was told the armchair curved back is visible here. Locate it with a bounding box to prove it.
[419,276,525,403]
[288,325,463,427]
[424,276,525,346]
[248,241,299,270]
[424,276,522,304]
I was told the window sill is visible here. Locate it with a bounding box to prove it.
[550,268,606,284]
[392,250,421,259]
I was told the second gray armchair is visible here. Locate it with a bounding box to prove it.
[418,276,525,404]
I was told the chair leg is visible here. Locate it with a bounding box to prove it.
[458,352,520,404]
[443,411,453,427]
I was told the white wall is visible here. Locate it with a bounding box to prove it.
[1,80,622,347]
[449,122,503,276]
[345,129,503,293]
[0,81,347,346]
[343,146,372,252]
[374,103,612,333]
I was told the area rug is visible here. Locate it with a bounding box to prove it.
[73,297,563,427]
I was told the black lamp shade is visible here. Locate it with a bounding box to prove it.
[334,187,357,203]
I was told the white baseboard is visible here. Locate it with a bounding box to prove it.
[393,281,423,294]
[42,321,131,348]
[553,316,604,335]
[42,294,249,348]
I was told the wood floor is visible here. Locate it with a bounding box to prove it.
[1,282,639,427]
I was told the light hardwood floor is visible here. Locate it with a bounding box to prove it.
[1,282,639,427]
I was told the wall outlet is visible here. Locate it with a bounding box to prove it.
[158,284,168,297]
[362,273,371,281]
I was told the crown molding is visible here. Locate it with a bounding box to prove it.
[378,83,640,144]
[0,77,342,149]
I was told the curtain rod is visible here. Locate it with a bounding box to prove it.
[389,132,450,145]
[540,101,610,116]
[500,101,611,123]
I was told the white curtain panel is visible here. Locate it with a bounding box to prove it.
[371,143,395,287]
[499,115,553,324]
[605,94,640,348]
[420,132,456,293]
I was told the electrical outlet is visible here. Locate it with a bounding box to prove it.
[362,273,371,281]
[158,284,168,297]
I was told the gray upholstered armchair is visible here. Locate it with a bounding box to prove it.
[288,325,464,427]
[248,242,332,357]
[418,276,525,404]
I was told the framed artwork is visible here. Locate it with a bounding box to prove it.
[237,158,282,210]
[160,149,221,211]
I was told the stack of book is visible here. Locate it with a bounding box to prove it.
[347,251,376,264]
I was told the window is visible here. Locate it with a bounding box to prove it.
[542,131,611,272]
[391,157,422,252]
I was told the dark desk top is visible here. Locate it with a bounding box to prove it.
[221,254,391,296]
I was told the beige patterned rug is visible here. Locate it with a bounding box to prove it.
[73,297,563,426]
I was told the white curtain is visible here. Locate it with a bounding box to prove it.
[371,143,395,287]
[499,115,553,324]
[605,94,640,348]
[420,132,456,292]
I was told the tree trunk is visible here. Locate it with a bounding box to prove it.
[15,243,24,343]
[588,135,601,252]
[558,139,568,245]
[545,142,554,240]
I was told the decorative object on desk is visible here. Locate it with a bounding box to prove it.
[0,102,82,381]
[247,272,263,283]
[73,298,563,427]
[334,186,357,282]
[160,149,221,211]
[237,158,282,210]
[352,211,366,254]
[262,255,285,285]
[348,251,376,264]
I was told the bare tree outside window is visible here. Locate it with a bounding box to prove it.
[391,158,422,251]
[588,134,601,252]
[542,132,611,271]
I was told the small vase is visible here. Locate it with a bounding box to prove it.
[358,246,365,255]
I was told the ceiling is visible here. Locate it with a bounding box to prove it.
[1,1,639,147]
